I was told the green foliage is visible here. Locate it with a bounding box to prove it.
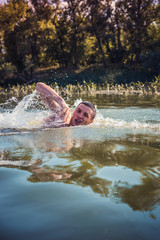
[0,0,160,86]
[141,49,160,74]
[0,0,28,31]
[0,62,16,84]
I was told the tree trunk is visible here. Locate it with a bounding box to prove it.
[115,12,122,51]
[91,17,107,68]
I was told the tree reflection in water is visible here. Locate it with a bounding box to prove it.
[0,128,160,212]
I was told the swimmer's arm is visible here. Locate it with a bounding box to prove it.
[43,106,72,126]
[36,82,67,110]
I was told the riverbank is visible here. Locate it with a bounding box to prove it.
[0,78,160,104]
[0,65,160,101]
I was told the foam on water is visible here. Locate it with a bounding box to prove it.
[0,92,160,135]
[93,112,160,131]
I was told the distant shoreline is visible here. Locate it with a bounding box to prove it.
[0,82,160,102]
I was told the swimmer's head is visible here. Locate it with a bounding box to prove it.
[70,101,96,126]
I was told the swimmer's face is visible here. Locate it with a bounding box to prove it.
[70,103,94,126]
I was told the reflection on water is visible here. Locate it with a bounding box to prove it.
[0,127,160,212]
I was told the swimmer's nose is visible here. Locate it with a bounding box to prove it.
[78,112,83,119]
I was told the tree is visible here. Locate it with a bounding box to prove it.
[119,0,156,62]
[0,0,28,82]
[60,0,86,69]
[0,0,54,82]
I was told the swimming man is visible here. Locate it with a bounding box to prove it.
[36,82,96,127]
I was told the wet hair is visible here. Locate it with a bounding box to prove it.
[78,101,96,120]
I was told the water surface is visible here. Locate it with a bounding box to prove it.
[0,92,160,240]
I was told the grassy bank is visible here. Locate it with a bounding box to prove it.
[0,65,160,101]
[0,75,160,103]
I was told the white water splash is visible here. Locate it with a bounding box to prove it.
[73,98,82,107]
[0,96,18,108]
[0,91,46,130]
[93,111,160,131]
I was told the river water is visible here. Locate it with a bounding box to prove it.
[0,91,160,240]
